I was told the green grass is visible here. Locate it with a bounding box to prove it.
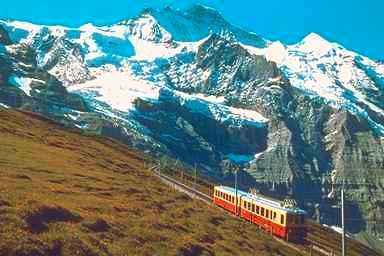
[0,109,303,256]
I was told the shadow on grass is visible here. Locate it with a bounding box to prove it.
[24,205,82,233]
[177,243,213,256]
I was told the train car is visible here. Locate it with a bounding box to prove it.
[213,186,306,242]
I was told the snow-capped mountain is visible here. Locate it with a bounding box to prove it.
[0,4,384,247]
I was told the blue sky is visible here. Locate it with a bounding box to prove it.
[0,0,382,60]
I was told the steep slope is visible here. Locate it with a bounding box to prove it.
[0,108,304,256]
[0,4,383,250]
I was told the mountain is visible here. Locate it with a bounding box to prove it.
[0,4,383,250]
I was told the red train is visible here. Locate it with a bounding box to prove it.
[213,186,307,242]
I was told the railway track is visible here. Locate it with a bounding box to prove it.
[153,168,212,203]
[151,167,382,256]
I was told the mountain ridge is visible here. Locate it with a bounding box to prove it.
[0,4,383,252]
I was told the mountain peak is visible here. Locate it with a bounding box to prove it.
[184,4,224,19]
[301,32,331,46]
[297,32,335,55]
[122,12,173,43]
[79,23,98,32]
[126,4,265,47]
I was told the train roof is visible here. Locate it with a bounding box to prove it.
[215,185,307,215]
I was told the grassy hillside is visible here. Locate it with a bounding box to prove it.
[0,108,302,256]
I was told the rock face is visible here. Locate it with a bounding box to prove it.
[0,26,89,123]
[324,111,384,235]
[0,5,383,250]
[0,25,12,45]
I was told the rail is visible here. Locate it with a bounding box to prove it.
[153,167,212,203]
[149,166,382,256]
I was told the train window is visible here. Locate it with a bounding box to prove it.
[273,212,276,220]
[261,207,264,216]
[252,204,255,212]
[266,209,269,218]
[256,205,260,214]
[248,202,251,211]
[243,201,246,208]
[281,214,285,225]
